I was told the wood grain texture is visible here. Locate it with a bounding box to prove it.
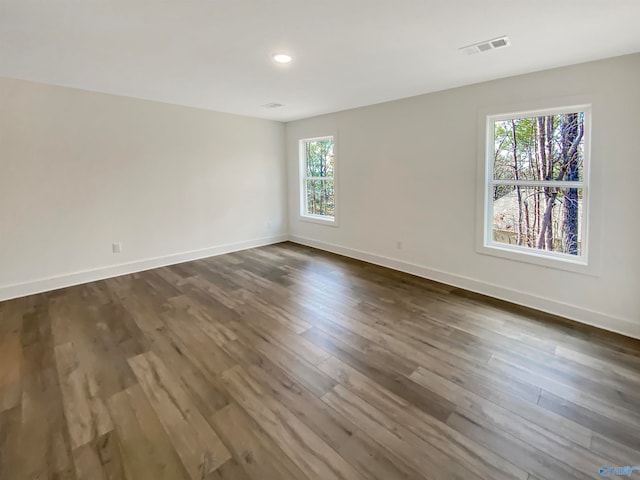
[210,402,306,480]
[1,241,639,479]
[55,341,113,449]
[221,365,364,480]
[128,351,231,479]
[107,385,191,480]
[72,431,126,480]
[322,384,484,480]
[320,356,529,480]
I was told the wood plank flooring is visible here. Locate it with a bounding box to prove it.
[1,241,639,480]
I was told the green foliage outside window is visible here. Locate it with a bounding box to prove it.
[303,138,335,218]
[491,112,585,256]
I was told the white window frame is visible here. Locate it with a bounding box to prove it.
[299,135,338,226]
[476,104,595,273]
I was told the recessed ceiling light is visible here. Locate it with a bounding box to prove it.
[273,53,292,64]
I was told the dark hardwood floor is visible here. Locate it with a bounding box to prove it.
[1,241,639,480]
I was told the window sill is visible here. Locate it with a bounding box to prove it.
[299,214,339,227]
[477,242,598,276]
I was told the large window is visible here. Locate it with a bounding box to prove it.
[299,136,336,224]
[481,106,591,265]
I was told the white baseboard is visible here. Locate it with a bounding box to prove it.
[0,234,288,302]
[3,231,637,340]
[289,234,640,340]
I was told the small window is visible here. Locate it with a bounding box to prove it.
[480,106,591,266]
[299,136,336,224]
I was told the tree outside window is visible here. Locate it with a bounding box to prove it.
[300,136,336,223]
[485,107,590,262]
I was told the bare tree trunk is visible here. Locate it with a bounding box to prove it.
[545,117,556,249]
[546,214,554,250]
[537,192,557,249]
[310,183,315,214]
[561,114,583,255]
[536,117,547,248]
[524,199,532,247]
[511,120,524,246]
[536,116,556,250]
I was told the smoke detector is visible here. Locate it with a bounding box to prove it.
[262,103,284,109]
[460,35,510,55]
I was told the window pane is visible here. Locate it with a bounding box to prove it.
[492,186,583,256]
[493,113,584,182]
[306,180,334,217]
[305,139,334,177]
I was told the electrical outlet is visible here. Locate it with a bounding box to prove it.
[112,242,122,254]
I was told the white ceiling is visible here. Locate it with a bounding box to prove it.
[1,1,639,122]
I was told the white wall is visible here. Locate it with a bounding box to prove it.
[3,55,638,338]
[286,54,640,339]
[0,77,287,299]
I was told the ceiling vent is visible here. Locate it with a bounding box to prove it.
[262,102,284,109]
[460,35,510,55]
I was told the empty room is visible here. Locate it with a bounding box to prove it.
[1,1,639,479]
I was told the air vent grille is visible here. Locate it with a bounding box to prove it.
[460,35,510,55]
[262,102,284,109]
[491,38,508,48]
